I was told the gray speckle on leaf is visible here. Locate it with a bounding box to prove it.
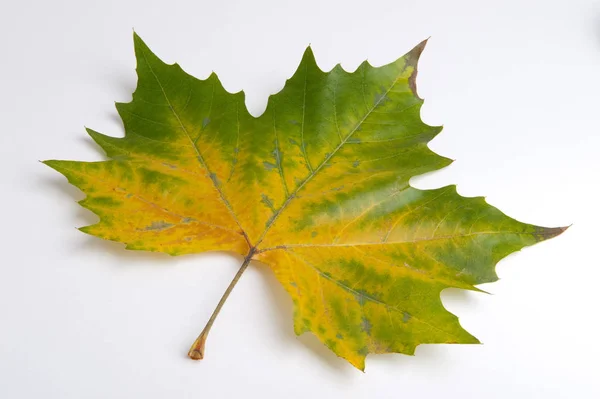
[141,221,174,231]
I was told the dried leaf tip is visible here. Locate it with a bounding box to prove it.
[536,225,570,240]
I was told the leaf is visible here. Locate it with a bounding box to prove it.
[44,33,566,370]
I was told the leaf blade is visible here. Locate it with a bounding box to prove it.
[43,159,248,255]
[255,186,563,368]
[45,34,567,369]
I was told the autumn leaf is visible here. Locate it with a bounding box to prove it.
[44,33,566,370]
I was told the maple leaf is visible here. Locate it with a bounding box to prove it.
[44,33,566,370]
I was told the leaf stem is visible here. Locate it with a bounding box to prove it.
[188,247,256,360]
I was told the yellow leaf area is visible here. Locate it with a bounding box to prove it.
[45,34,566,370]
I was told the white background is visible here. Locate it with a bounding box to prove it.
[1,0,598,397]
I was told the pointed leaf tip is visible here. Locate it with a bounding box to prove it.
[42,159,58,169]
[300,45,317,67]
[404,39,429,99]
[132,30,142,43]
[352,356,366,372]
[85,128,110,150]
[534,225,570,241]
[133,31,148,54]
[132,32,159,63]
[406,38,429,65]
